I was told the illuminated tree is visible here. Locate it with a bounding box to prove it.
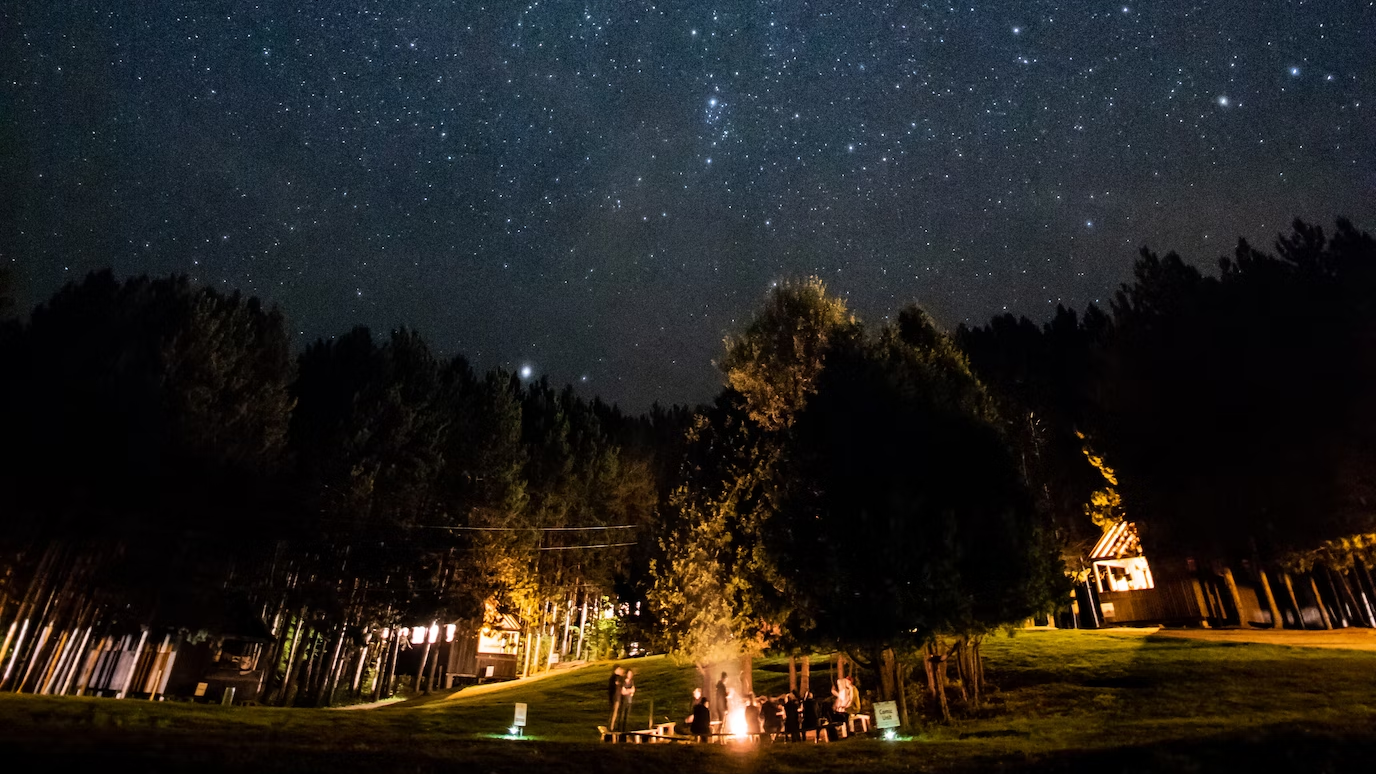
[719,277,859,431]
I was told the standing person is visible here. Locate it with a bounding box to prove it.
[714,671,730,724]
[760,694,783,739]
[800,687,819,732]
[783,691,802,742]
[607,666,625,730]
[618,669,637,731]
[687,688,712,742]
[744,694,762,739]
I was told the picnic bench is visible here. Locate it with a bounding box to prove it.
[600,722,693,743]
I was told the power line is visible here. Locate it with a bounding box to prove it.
[426,524,641,532]
[537,541,638,551]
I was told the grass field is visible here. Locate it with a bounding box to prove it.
[4,629,1376,772]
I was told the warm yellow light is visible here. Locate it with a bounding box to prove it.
[726,706,747,740]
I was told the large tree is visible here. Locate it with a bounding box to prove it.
[769,306,1063,721]
[653,280,1063,723]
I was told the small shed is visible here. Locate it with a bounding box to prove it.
[1089,521,1268,627]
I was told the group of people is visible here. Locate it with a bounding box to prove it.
[683,671,860,742]
[606,665,859,742]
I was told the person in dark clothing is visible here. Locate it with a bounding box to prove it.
[687,689,712,742]
[801,688,820,731]
[714,672,730,724]
[743,694,761,739]
[783,691,802,742]
[617,669,636,731]
[761,695,783,739]
[607,666,624,730]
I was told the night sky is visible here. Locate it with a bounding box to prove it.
[4,2,1373,410]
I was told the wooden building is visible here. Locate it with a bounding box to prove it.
[1089,521,1271,628]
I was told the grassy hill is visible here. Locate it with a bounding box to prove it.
[3,629,1376,772]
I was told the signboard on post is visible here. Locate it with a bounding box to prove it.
[512,702,528,735]
[873,700,901,729]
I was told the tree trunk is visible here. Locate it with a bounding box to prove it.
[1222,567,1246,626]
[1350,566,1376,627]
[800,655,810,696]
[273,609,308,705]
[0,542,59,689]
[788,655,797,693]
[950,637,969,703]
[575,594,589,661]
[1322,566,1354,627]
[58,623,95,696]
[115,627,149,700]
[383,626,402,698]
[738,652,753,699]
[930,640,951,723]
[1359,564,1376,623]
[18,622,56,693]
[414,632,433,695]
[35,627,72,695]
[895,655,910,729]
[316,622,348,706]
[287,630,316,707]
[1082,578,1101,628]
[1308,574,1334,630]
[74,632,109,696]
[1257,569,1284,628]
[877,647,896,702]
[922,642,937,699]
[1281,573,1305,629]
[561,594,573,657]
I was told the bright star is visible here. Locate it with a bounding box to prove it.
[1289,67,1301,77]
[519,365,533,379]
[1217,95,1230,107]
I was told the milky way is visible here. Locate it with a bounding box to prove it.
[5,2,1373,409]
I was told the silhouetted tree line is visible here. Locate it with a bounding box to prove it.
[0,271,676,704]
[958,218,1376,631]
[1,217,1372,718]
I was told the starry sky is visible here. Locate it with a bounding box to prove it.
[4,1,1373,410]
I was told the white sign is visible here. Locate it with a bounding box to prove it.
[513,702,528,727]
[1100,602,1116,618]
[873,700,901,729]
